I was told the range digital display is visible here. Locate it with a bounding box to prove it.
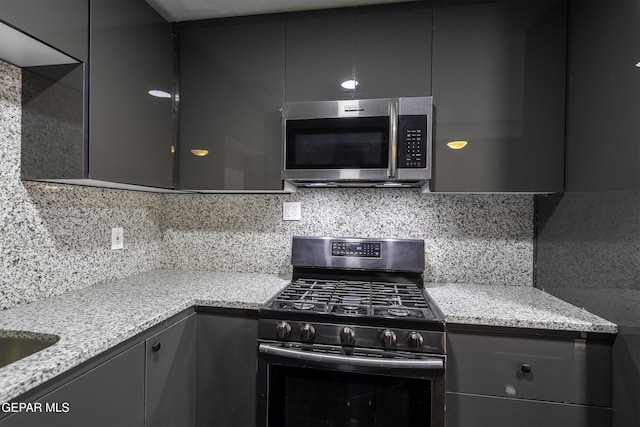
[331,241,381,258]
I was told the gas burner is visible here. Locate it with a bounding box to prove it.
[387,306,411,317]
[331,304,369,315]
[271,300,328,312]
[293,302,316,311]
[372,306,435,320]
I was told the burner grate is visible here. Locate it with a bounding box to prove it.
[270,278,435,319]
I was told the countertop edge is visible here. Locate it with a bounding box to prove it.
[0,271,619,406]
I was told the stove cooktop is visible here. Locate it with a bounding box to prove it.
[258,236,446,354]
[268,278,437,320]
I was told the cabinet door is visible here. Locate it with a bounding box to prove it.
[178,20,285,191]
[285,5,432,102]
[565,0,640,192]
[446,392,611,427]
[196,311,258,427]
[447,331,611,407]
[89,0,174,188]
[0,342,145,427]
[354,6,432,99]
[146,314,196,427]
[432,1,566,192]
[0,0,88,62]
[284,13,356,102]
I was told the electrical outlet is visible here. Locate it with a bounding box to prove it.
[283,202,301,221]
[111,227,124,250]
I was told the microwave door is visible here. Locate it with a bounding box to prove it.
[283,115,391,182]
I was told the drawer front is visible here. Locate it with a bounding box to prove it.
[446,332,611,406]
[446,392,611,427]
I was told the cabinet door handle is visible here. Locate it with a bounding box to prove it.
[152,342,162,352]
[520,363,531,374]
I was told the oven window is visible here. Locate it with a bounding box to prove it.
[267,365,432,427]
[285,117,389,169]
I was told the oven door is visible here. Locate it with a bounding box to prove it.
[257,343,445,427]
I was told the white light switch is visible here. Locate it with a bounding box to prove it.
[283,202,301,221]
[111,227,124,250]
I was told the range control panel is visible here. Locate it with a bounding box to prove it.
[331,241,381,257]
[398,115,428,168]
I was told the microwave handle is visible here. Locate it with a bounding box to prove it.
[388,101,398,178]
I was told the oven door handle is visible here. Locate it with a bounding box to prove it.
[259,343,444,370]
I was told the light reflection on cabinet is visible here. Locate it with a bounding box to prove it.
[432,1,566,193]
[177,20,285,191]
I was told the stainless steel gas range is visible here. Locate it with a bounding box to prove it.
[257,236,446,427]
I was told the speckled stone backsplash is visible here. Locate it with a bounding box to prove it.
[0,60,164,310]
[1,58,534,310]
[162,190,534,286]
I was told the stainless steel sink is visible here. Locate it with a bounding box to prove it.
[0,332,59,369]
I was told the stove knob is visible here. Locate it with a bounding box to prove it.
[380,329,397,348]
[300,323,316,342]
[340,327,356,346]
[275,321,292,340]
[407,331,424,350]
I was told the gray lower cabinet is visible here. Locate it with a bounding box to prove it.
[195,309,258,427]
[431,1,567,192]
[446,329,613,427]
[447,393,612,427]
[0,342,146,427]
[146,313,196,427]
[0,310,196,427]
[177,19,285,191]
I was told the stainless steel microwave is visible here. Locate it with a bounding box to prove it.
[282,96,433,188]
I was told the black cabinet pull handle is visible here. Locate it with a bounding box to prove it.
[521,363,531,374]
[152,342,161,352]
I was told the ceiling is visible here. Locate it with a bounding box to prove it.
[145,0,416,22]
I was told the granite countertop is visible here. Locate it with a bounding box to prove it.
[0,269,289,405]
[0,270,617,404]
[425,282,618,334]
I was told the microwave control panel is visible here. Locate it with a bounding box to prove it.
[398,115,428,168]
[331,241,381,258]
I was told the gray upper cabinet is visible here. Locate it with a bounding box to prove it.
[431,1,567,193]
[565,0,640,192]
[284,5,432,102]
[177,20,285,191]
[20,0,175,190]
[284,13,356,102]
[0,0,88,63]
[176,4,431,191]
[89,0,174,188]
[354,6,432,99]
